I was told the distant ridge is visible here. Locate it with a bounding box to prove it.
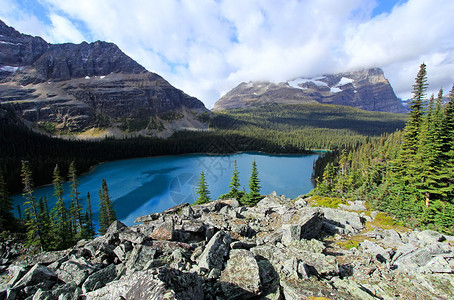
[213,68,407,113]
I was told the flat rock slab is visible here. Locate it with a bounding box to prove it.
[220,249,262,298]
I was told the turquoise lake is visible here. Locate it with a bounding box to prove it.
[13,153,319,226]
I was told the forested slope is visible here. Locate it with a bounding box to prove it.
[312,63,454,234]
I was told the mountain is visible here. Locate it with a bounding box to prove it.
[213,68,407,113]
[0,20,207,138]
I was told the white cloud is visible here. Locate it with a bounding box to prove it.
[2,0,454,107]
[0,0,50,39]
[48,14,86,44]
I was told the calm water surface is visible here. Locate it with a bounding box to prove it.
[13,153,319,226]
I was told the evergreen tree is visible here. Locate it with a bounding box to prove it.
[243,160,262,206]
[37,197,51,249]
[397,63,428,182]
[84,192,95,239]
[220,160,243,200]
[439,85,454,199]
[68,161,83,236]
[21,161,43,250]
[194,171,210,205]
[98,179,116,235]
[51,164,71,250]
[0,170,15,232]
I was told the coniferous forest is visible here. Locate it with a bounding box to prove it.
[312,63,454,234]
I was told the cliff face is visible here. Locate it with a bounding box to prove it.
[2,193,454,299]
[213,68,407,113]
[0,20,207,137]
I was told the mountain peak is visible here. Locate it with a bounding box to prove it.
[214,68,406,113]
[0,20,207,136]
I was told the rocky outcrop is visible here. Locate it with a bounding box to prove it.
[0,20,208,136]
[2,192,454,299]
[213,68,407,113]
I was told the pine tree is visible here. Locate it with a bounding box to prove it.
[51,164,71,249]
[243,160,262,206]
[68,161,83,236]
[439,85,454,199]
[397,63,429,183]
[0,170,15,232]
[21,161,43,250]
[98,179,116,235]
[84,192,95,239]
[221,160,243,200]
[37,197,51,249]
[194,171,210,205]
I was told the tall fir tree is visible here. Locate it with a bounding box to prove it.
[68,161,83,236]
[0,170,15,232]
[51,164,71,250]
[221,160,243,200]
[84,192,95,239]
[399,63,428,172]
[439,85,454,199]
[243,160,262,206]
[98,179,116,235]
[194,171,211,205]
[21,161,43,250]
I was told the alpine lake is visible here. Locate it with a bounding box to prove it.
[13,152,320,226]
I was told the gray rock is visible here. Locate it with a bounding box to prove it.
[257,192,294,214]
[55,258,96,286]
[6,265,27,287]
[134,213,160,224]
[416,230,446,244]
[321,207,364,234]
[150,220,174,241]
[220,249,262,298]
[82,264,117,293]
[105,220,127,236]
[361,239,392,263]
[198,230,231,271]
[331,277,377,300]
[85,267,203,300]
[118,228,146,244]
[123,245,157,274]
[281,209,323,244]
[13,264,57,290]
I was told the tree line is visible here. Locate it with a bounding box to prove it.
[194,160,263,207]
[0,99,407,195]
[312,63,454,234]
[9,161,117,251]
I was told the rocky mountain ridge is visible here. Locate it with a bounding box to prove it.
[0,20,208,138]
[213,68,407,113]
[1,192,454,299]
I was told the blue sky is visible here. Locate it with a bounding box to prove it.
[1,0,453,108]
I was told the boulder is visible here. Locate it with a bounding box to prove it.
[416,230,446,244]
[118,228,146,244]
[55,258,96,286]
[257,192,294,214]
[198,230,231,271]
[220,249,262,298]
[281,209,323,244]
[85,267,203,300]
[361,240,393,263]
[82,264,117,293]
[12,264,57,291]
[150,220,174,241]
[320,207,364,234]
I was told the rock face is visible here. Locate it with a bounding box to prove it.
[2,193,454,299]
[213,68,407,113]
[0,20,208,136]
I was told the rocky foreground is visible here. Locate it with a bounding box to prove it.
[2,192,454,299]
